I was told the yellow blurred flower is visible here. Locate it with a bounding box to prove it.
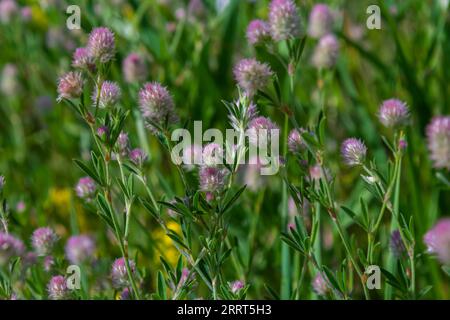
[122,4,135,20]
[31,5,48,29]
[153,220,181,266]
[47,187,71,214]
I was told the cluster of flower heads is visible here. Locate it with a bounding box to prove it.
[308,4,339,69]
[0,0,31,24]
[340,98,411,167]
[244,2,339,69]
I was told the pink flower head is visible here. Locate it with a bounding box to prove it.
[87,27,115,63]
[111,257,136,289]
[199,166,227,192]
[378,99,409,128]
[426,116,450,170]
[0,0,18,23]
[288,128,306,153]
[247,116,279,146]
[139,82,178,132]
[93,81,121,108]
[268,0,302,41]
[72,47,94,69]
[312,273,328,296]
[75,177,96,200]
[230,280,244,294]
[129,148,147,167]
[424,218,450,265]
[0,232,24,265]
[246,19,270,45]
[308,4,333,38]
[341,138,367,166]
[233,58,273,97]
[122,53,147,83]
[47,275,70,300]
[65,235,95,264]
[57,71,83,102]
[31,227,58,256]
[312,34,339,68]
[20,6,32,22]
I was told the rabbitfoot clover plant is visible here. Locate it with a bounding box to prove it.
[0,0,448,301]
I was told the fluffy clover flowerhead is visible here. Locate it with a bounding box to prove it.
[378,99,410,128]
[426,116,450,170]
[288,128,306,153]
[111,257,136,289]
[94,81,121,109]
[87,27,115,63]
[268,0,302,41]
[31,227,58,256]
[312,273,328,296]
[65,235,95,265]
[0,232,24,265]
[390,230,406,259]
[341,138,367,166]
[57,71,83,102]
[199,166,227,192]
[424,218,450,265]
[308,4,334,38]
[122,53,148,83]
[47,275,70,300]
[312,34,339,69]
[233,58,273,97]
[247,116,279,146]
[246,19,271,45]
[72,47,94,70]
[75,177,96,200]
[129,148,147,167]
[139,82,178,132]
